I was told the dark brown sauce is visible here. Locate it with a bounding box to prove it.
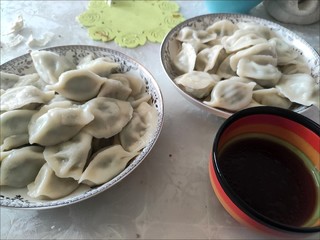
[218,135,317,227]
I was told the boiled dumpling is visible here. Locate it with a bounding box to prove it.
[97,78,132,100]
[1,109,36,144]
[108,73,131,88]
[128,92,152,108]
[110,73,144,97]
[237,58,282,87]
[48,69,106,101]
[269,37,299,65]
[1,71,20,89]
[77,57,120,77]
[223,76,263,90]
[279,57,311,75]
[119,102,158,152]
[29,104,94,146]
[79,145,139,187]
[236,22,275,40]
[204,80,256,111]
[13,73,47,90]
[118,73,151,107]
[206,20,238,38]
[245,55,277,66]
[229,42,277,71]
[253,88,292,109]
[195,45,226,73]
[174,71,219,98]
[44,132,92,180]
[173,42,197,73]
[0,109,36,150]
[176,26,217,44]
[1,72,46,90]
[27,163,78,200]
[82,97,133,138]
[216,54,237,79]
[31,50,75,84]
[221,29,267,53]
[0,146,45,187]
[0,86,55,111]
[1,135,30,152]
[275,74,320,107]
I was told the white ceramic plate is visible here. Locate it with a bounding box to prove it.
[0,45,164,209]
[160,13,320,119]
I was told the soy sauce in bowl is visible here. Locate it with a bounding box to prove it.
[210,106,320,235]
[218,133,318,227]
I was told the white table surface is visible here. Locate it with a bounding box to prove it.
[1,1,319,239]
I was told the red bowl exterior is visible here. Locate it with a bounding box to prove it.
[209,106,320,236]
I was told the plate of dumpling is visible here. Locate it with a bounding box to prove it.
[0,45,164,209]
[161,14,320,118]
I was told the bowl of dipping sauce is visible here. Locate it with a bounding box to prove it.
[209,106,320,235]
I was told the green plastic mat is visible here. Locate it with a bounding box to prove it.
[77,0,185,48]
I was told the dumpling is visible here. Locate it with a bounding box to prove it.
[1,71,46,90]
[1,135,30,151]
[236,58,282,87]
[253,88,292,109]
[116,73,151,107]
[44,132,92,180]
[119,102,158,152]
[0,109,36,150]
[29,104,94,146]
[0,146,45,187]
[1,71,20,89]
[174,71,219,98]
[31,50,75,84]
[47,94,79,105]
[110,73,144,97]
[195,45,226,73]
[204,80,256,111]
[229,42,277,71]
[221,30,267,53]
[13,73,47,90]
[269,37,299,65]
[0,109,36,144]
[0,86,55,111]
[82,97,133,138]
[206,20,238,38]
[79,145,139,186]
[48,69,106,101]
[223,76,263,90]
[176,26,217,43]
[236,22,275,40]
[245,55,277,66]
[77,57,120,77]
[275,74,320,108]
[97,78,132,100]
[27,163,78,200]
[216,54,237,79]
[108,73,131,88]
[173,42,197,73]
[279,57,311,75]
[128,92,152,108]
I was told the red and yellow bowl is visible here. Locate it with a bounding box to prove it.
[209,106,320,236]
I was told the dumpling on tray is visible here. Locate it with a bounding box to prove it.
[0,146,45,188]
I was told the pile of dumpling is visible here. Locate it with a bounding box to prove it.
[173,20,319,111]
[0,50,158,200]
